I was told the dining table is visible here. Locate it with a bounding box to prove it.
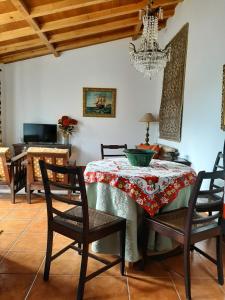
[84,157,196,262]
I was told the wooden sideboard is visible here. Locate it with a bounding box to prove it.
[13,143,72,156]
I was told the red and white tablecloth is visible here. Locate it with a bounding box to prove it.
[84,158,196,216]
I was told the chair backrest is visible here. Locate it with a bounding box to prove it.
[27,147,69,184]
[0,147,11,184]
[209,151,224,190]
[39,160,89,233]
[185,170,224,235]
[101,144,127,159]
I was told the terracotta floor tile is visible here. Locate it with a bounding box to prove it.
[10,233,47,252]
[0,207,12,219]
[195,239,218,257]
[30,275,129,300]
[40,249,79,276]
[0,197,15,207]
[86,252,123,277]
[0,219,31,233]
[0,232,19,251]
[36,208,47,218]
[128,276,179,300]
[26,217,47,233]
[172,274,225,300]
[0,251,45,274]
[0,274,34,300]
[84,276,129,300]
[53,233,74,251]
[27,275,76,300]
[52,201,72,211]
[0,249,6,261]
[127,257,170,278]
[40,248,123,277]
[161,252,214,279]
[6,208,41,220]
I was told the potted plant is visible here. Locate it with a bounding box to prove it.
[58,116,78,144]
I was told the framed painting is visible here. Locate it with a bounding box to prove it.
[83,87,116,118]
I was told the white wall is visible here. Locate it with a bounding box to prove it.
[156,0,225,171]
[5,0,223,170]
[3,39,159,165]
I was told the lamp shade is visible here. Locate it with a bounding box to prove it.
[139,113,155,123]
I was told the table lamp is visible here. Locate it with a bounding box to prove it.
[139,113,156,145]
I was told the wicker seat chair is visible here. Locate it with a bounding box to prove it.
[0,147,26,203]
[26,147,70,203]
[39,161,126,300]
[142,170,224,300]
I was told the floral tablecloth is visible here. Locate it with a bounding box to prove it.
[84,158,196,262]
[84,158,196,217]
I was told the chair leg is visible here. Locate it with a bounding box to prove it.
[10,189,16,204]
[77,243,88,300]
[216,234,224,285]
[183,243,191,300]
[141,218,149,271]
[43,229,53,281]
[27,187,32,204]
[78,243,82,255]
[120,223,126,276]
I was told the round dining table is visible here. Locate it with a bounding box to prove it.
[84,158,196,262]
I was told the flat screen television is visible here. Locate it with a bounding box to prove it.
[23,123,57,143]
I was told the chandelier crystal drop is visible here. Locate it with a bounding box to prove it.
[129,3,170,79]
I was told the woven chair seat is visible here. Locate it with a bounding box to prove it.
[54,206,123,232]
[155,208,216,232]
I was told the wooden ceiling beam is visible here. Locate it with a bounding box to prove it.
[10,0,59,57]
[0,26,34,42]
[50,16,139,43]
[0,11,23,26]
[153,0,183,7]
[30,0,114,18]
[41,1,146,32]
[0,39,43,55]
[1,47,51,63]
[56,29,134,52]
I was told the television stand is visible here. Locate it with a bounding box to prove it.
[13,143,72,156]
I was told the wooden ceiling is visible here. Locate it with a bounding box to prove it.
[0,0,182,64]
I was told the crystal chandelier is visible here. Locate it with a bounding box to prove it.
[129,1,170,79]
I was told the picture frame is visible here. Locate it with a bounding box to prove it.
[83,87,116,118]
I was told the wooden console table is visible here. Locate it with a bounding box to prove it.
[13,143,72,156]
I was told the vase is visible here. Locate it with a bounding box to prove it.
[62,132,70,145]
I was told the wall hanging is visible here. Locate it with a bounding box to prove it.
[0,69,2,144]
[159,23,189,142]
[221,65,225,131]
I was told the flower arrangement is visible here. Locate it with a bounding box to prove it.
[58,116,78,136]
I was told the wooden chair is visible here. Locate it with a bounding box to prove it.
[196,151,224,215]
[0,147,26,203]
[101,144,127,159]
[26,147,70,203]
[142,170,224,300]
[39,161,126,300]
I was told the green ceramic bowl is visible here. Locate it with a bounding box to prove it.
[124,149,155,167]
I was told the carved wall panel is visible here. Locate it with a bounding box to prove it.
[159,23,189,142]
